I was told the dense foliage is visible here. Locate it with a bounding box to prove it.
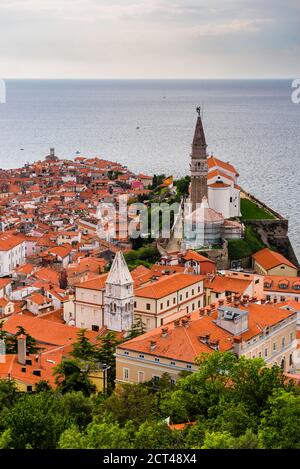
[227,225,265,260]
[0,350,299,449]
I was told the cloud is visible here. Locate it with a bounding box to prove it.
[0,0,299,78]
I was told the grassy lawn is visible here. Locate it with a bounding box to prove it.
[240,198,276,220]
[227,226,265,260]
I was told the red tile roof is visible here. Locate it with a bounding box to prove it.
[253,248,297,271]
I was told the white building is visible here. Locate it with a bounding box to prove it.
[0,234,26,276]
[207,156,241,219]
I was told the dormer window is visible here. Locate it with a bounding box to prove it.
[279,283,288,290]
[264,282,272,289]
[293,283,300,291]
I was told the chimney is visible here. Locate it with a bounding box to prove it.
[199,333,210,344]
[273,298,278,304]
[210,303,216,312]
[218,299,225,306]
[150,340,156,351]
[261,298,266,305]
[181,318,190,328]
[233,336,242,356]
[17,334,26,365]
[174,319,180,328]
[199,307,205,317]
[209,338,220,350]
[161,327,168,338]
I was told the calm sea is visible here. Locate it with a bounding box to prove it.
[0,79,299,259]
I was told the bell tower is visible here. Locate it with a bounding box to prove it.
[104,251,134,332]
[190,107,208,211]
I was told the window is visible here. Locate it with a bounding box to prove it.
[186,364,192,369]
[139,354,144,359]
[192,289,194,295]
[192,303,195,311]
[146,303,150,311]
[167,300,169,307]
[27,386,33,392]
[124,351,129,356]
[134,301,136,308]
[123,368,129,381]
[138,371,145,383]
[290,332,294,342]
[160,303,163,310]
[198,300,201,307]
[179,294,182,301]
[153,375,160,383]
[282,337,285,348]
[264,348,268,357]
[92,325,99,332]
[186,292,188,298]
[173,298,176,304]
[155,357,160,362]
[273,343,276,352]
[289,354,293,366]
[266,295,271,301]
[280,296,286,302]
[170,361,176,366]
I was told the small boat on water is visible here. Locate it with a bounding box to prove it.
[136,126,140,130]
[20,148,24,151]
[76,150,81,154]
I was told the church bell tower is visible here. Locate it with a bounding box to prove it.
[104,251,134,332]
[190,107,208,211]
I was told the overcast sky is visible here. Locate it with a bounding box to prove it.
[0,0,299,78]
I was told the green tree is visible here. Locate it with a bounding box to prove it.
[258,390,300,449]
[59,391,93,430]
[95,331,121,391]
[59,420,135,449]
[35,379,52,393]
[174,176,190,197]
[0,429,12,449]
[201,431,236,449]
[0,379,18,408]
[209,400,257,436]
[54,359,96,396]
[99,383,156,427]
[58,425,86,449]
[230,358,288,417]
[71,329,96,360]
[134,421,181,449]
[6,392,67,449]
